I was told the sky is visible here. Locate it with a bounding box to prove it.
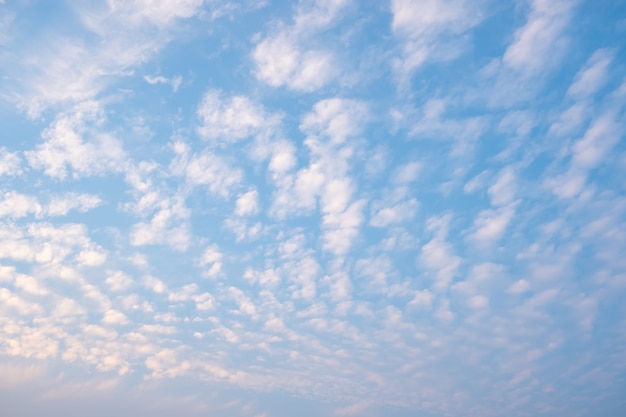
[0,0,625,416]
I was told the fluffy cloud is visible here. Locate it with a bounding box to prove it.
[390,0,486,78]
[252,0,349,91]
[197,90,281,142]
[253,35,335,92]
[169,141,243,198]
[234,189,259,216]
[26,102,126,179]
[419,215,461,291]
[0,147,21,176]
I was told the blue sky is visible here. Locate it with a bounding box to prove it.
[1,0,625,416]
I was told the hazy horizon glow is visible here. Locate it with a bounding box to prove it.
[1,1,626,416]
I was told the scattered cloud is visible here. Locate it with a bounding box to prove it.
[0,1,624,417]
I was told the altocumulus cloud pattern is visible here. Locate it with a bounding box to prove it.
[0,1,625,416]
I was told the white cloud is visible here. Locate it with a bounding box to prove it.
[0,1,624,413]
[544,168,587,199]
[391,0,480,37]
[571,114,622,170]
[0,222,101,267]
[105,271,134,292]
[468,205,516,246]
[253,34,335,92]
[235,189,259,216]
[251,0,348,91]
[75,248,107,267]
[0,147,21,176]
[197,90,281,142]
[419,215,461,290]
[0,288,43,316]
[244,267,281,287]
[321,178,353,214]
[140,324,177,335]
[278,232,308,260]
[467,294,489,309]
[52,297,87,318]
[130,207,191,252]
[212,326,240,344]
[168,284,199,302]
[144,275,167,294]
[434,298,454,322]
[502,0,576,75]
[567,49,614,98]
[199,244,223,278]
[408,289,434,308]
[268,141,298,173]
[145,348,191,378]
[102,309,130,326]
[46,193,103,216]
[81,283,112,312]
[3,327,59,359]
[170,141,243,198]
[469,262,505,282]
[26,101,126,179]
[479,0,578,106]
[300,98,368,144]
[546,113,623,199]
[4,0,206,114]
[228,287,258,317]
[193,292,216,311]
[253,34,300,87]
[289,164,325,212]
[285,256,319,300]
[322,200,365,255]
[271,98,368,225]
[124,169,191,251]
[420,238,460,290]
[508,279,530,294]
[224,218,263,242]
[453,263,505,308]
[393,161,421,184]
[97,0,204,29]
[0,191,41,218]
[0,191,102,219]
[323,271,352,302]
[144,74,183,91]
[271,98,368,257]
[0,265,15,282]
[390,0,485,78]
[14,274,48,296]
[356,255,394,290]
[264,316,287,333]
[293,0,350,30]
[118,294,153,312]
[497,110,536,138]
[488,167,517,206]
[405,98,488,155]
[548,102,589,137]
[463,170,490,193]
[370,198,418,227]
